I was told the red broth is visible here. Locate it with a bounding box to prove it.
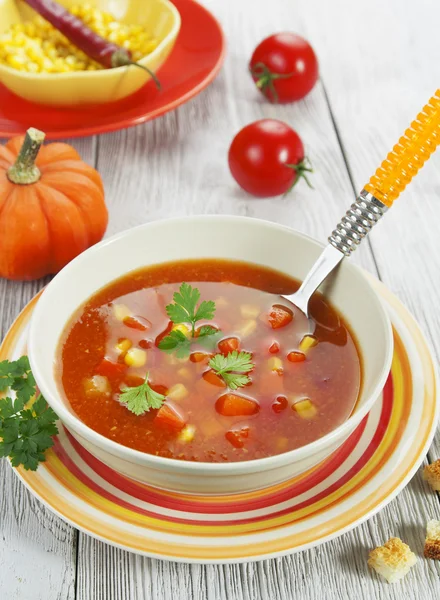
[58,260,361,462]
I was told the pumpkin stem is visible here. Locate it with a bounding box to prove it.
[7,128,45,185]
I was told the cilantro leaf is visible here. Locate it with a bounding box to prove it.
[208,351,254,390]
[221,373,252,390]
[164,283,217,337]
[0,357,59,471]
[194,300,216,322]
[158,330,191,358]
[120,374,166,416]
[197,325,222,350]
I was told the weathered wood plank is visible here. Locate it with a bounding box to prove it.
[0,137,94,600]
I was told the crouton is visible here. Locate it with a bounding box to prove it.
[423,459,440,491]
[368,537,417,583]
[424,520,440,560]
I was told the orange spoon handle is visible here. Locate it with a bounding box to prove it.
[364,90,440,207]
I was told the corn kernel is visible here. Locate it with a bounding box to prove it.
[167,383,188,401]
[113,304,131,321]
[124,348,147,368]
[240,304,260,319]
[178,424,196,443]
[293,399,317,419]
[177,367,192,380]
[236,319,257,338]
[83,375,111,397]
[172,323,190,337]
[299,335,318,353]
[268,356,283,374]
[115,338,132,354]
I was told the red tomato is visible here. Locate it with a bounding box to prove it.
[216,393,260,417]
[218,337,239,355]
[95,357,127,381]
[228,120,312,197]
[154,403,186,431]
[249,33,318,103]
[268,305,293,329]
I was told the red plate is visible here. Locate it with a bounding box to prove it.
[0,0,225,139]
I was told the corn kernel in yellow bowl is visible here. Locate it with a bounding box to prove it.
[0,0,181,105]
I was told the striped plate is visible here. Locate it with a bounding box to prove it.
[1,277,437,563]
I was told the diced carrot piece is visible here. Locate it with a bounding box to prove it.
[190,351,211,363]
[225,426,250,449]
[269,342,280,354]
[268,305,293,329]
[216,393,259,417]
[96,358,128,381]
[272,395,288,413]
[218,337,240,355]
[203,369,226,387]
[287,351,306,363]
[154,403,186,431]
[123,315,151,331]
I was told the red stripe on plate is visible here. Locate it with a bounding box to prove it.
[49,376,393,525]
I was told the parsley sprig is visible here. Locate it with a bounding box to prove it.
[208,351,254,390]
[158,283,220,356]
[0,357,58,471]
[165,282,215,337]
[120,373,166,416]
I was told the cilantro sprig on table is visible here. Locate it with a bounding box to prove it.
[158,283,221,357]
[209,351,254,390]
[119,373,166,416]
[0,357,58,471]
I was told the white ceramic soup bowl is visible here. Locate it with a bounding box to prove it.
[28,216,393,495]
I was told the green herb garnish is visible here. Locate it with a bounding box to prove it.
[0,357,58,471]
[158,284,220,357]
[165,283,216,337]
[119,373,166,416]
[208,351,254,390]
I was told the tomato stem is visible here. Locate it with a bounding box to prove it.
[111,49,161,90]
[250,62,297,103]
[285,158,314,193]
[7,127,45,185]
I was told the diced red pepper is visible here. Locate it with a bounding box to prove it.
[268,305,293,329]
[287,351,306,363]
[218,337,240,355]
[216,393,259,417]
[150,383,168,396]
[123,315,151,331]
[203,370,226,388]
[225,427,250,449]
[154,403,186,431]
[96,357,127,381]
[155,321,173,347]
[190,352,211,364]
[139,339,153,349]
[269,341,280,354]
[272,395,288,413]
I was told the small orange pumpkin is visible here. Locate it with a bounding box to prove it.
[0,127,108,280]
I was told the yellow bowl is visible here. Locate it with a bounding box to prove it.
[0,0,181,105]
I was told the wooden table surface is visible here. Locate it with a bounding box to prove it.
[1,0,440,597]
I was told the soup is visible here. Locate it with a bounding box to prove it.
[58,260,361,463]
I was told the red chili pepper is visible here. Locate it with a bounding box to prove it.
[23,0,161,88]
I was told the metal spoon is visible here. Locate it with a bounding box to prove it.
[281,90,440,323]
